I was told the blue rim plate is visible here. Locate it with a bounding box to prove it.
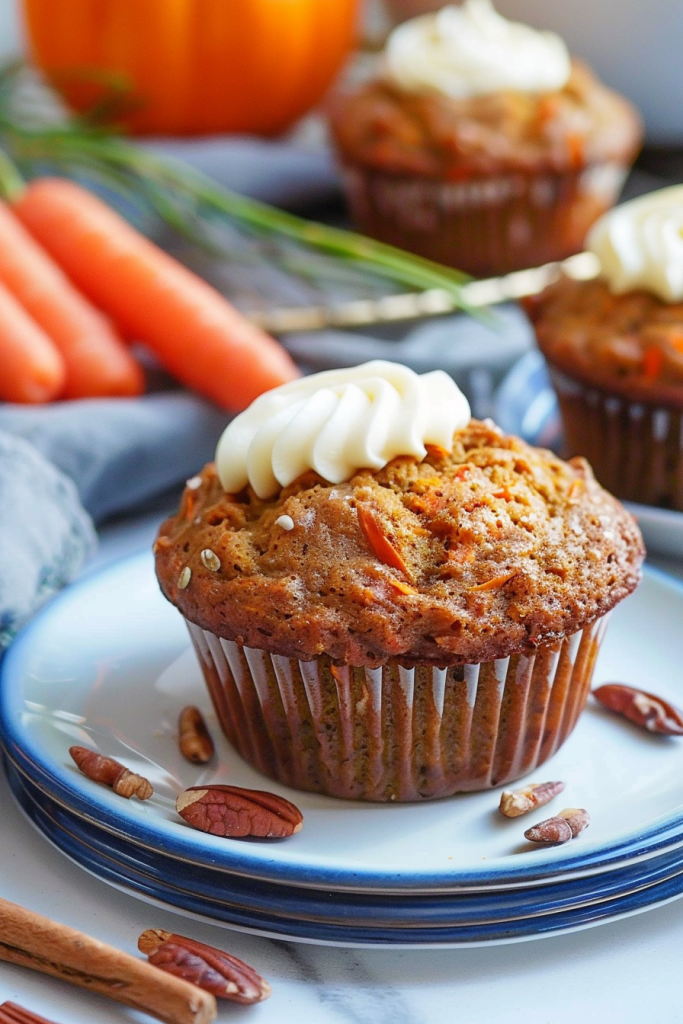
[2,551,683,895]
[8,755,683,947]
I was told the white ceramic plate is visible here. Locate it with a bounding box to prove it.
[2,552,683,898]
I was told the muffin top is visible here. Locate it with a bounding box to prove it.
[331,63,640,178]
[528,186,683,406]
[155,366,642,667]
[330,2,640,178]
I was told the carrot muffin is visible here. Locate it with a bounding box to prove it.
[155,361,643,802]
[329,0,642,276]
[527,185,683,509]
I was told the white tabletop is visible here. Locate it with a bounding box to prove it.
[1,510,681,1023]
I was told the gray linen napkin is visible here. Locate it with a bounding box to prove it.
[0,392,229,524]
[282,304,533,420]
[0,431,96,648]
[140,136,340,211]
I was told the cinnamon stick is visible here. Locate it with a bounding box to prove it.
[0,1003,61,1024]
[0,1003,59,1019]
[0,897,216,1024]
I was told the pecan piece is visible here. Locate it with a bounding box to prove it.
[176,785,303,838]
[0,1003,61,1024]
[139,930,270,1004]
[69,746,153,800]
[593,683,683,735]
[499,780,565,818]
[558,807,590,838]
[178,706,214,764]
[524,816,573,845]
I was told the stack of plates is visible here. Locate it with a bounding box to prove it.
[2,552,683,948]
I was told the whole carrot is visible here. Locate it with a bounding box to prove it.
[13,178,300,411]
[0,277,65,403]
[0,200,143,399]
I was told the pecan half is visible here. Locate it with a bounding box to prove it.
[0,1003,60,1024]
[524,816,573,845]
[176,785,303,838]
[138,930,270,1004]
[178,706,214,764]
[558,807,590,838]
[69,746,153,800]
[593,684,683,735]
[499,780,565,818]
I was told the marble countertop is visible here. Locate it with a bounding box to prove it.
[0,509,681,1022]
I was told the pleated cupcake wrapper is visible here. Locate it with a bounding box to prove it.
[186,614,610,802]
[551,367,683,510]
[341,162,628,277]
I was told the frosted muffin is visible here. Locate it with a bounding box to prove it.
[329,0,642,276]
[528,185,683,510]
[155,361,643,801]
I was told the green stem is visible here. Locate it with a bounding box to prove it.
[0,123,474,305]
[0,146,25,201]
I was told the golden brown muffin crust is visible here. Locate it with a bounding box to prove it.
[528,275,683,407]
[155,421,643,667]
[330,61,641,178]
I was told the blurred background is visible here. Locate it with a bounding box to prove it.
[1,0,681,145]
[380,0,683,146]
[0,0,17,59]
[0,0,678,422]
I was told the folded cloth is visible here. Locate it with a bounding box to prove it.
[0,392,229,525]
[282,304,534,420]
[141,135,341,211]
[0,431,96,649]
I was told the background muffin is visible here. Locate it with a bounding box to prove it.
[330,0,642,276]
[155,362,643,802]
[528,185,683,510]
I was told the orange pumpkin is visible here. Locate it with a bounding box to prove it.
[21,0,360,136]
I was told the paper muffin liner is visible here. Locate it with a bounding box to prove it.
[340,162,628,277]
[550,367,683,510]
[185,614,610,802]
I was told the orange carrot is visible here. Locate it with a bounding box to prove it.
[13,178,300,411]
[468,571,518,592]
[356,504,410,576]
[0,278,65,403]
[643,346,663,380]
[0,200,144,400]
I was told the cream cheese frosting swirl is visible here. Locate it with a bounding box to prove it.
[586,185,683,303]
[216,361,471,498]
[384,0,571,100]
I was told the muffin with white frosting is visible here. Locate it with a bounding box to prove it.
[154,361,643,801]
[527,185,683,510]
[330,0,641,276]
